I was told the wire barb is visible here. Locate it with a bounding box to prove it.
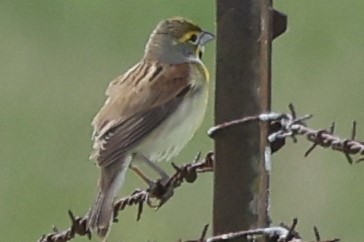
[38,210,90,242]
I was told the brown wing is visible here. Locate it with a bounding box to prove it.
[91,61,191,167]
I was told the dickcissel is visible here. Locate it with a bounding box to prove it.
[87,17,214,239]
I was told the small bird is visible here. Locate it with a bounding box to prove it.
[87,17,214,239]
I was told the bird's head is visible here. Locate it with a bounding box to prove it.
[145,17,214,63]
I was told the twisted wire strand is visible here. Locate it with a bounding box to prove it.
[209,104,364,164]
[185,219,339,242]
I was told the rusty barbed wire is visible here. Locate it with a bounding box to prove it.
[40,103,358,242]
[182,218,339,242]
[38,152,214,242]
[38,210,90,242]
[208,104,364,164]
[113,151,214,221]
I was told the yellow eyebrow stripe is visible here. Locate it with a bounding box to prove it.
[178,31,201,43]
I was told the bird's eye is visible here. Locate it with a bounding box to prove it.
[189,34,198,43]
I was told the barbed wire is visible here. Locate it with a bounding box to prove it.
[39,104,361,241]
[113,152,214,221]
[182,219,339,242]
[38,152,214,242]
[208,104,364,164]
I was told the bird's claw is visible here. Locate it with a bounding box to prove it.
[146,178,174,209]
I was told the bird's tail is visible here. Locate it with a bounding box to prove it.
[87,158,130,239]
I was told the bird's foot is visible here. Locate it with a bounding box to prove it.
[146,176,174,209]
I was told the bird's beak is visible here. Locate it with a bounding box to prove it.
[199,31,215,45]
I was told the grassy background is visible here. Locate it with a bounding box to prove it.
[1,0,364,241]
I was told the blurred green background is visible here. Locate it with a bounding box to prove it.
[1,0,364,241]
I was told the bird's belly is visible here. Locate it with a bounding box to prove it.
[133,87,208,162]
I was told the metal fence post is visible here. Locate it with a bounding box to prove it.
[213,0,287,240]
